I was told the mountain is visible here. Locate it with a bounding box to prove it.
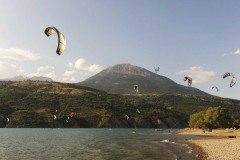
[0,81,239,128]
[79,63,208,96]
[0,64,238,128]
[1,75,53,82]
[29,76,53,81]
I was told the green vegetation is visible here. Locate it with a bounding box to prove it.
[0,81,240,128]
[189,106,240,129]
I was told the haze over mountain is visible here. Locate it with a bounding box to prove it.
[79,64,208,96]
[0,75,53,82]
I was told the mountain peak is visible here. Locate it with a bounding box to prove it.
[79,63,208,96]
[0,75,53,82]
[103,63,154,78]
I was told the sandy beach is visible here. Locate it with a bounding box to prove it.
[180,129,240,160]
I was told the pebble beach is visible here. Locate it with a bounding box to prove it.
[180,129,240,160]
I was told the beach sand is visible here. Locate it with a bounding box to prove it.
[180,129,240,160]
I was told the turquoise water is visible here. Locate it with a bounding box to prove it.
[0,129,199,160]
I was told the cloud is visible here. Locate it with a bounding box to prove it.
[0,57,102,82]
[0,61,24,79]
[233,49,240,56]
[75,58,89,70]
[74,58,103,73]
[60,70,77,82]
[67,62,74,68]
[29,58,103,82]
[88,64,103,73]
[63,70,76,77]
[223,49,240,57]
[26,65,76,82]
[0,48,40,61]
[27,65,56,80]
[60,58,103,82]
[178,66,217,84]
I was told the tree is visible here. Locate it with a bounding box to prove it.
[189,111,204,128]
[189,107,232,129]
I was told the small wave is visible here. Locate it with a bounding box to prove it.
[187,149,193,154]
[160,139,177,144]
[161,139,170,142]
[179,143,193,154]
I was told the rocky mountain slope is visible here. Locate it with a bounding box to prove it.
[0,75,53,81]
[79,63,208,96]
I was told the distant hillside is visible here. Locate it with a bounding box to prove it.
[0,75,53,82]
[79,64,208,96]
[0,81,239,128]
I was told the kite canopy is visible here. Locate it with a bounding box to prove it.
[183,76,192,86]
[134,85,138,93]
[154,66,160,73]
[125,115,129,120]
[230,77,237,87]
[136,109,140,113]
[223,72,233,79]
[212,86,219,92]
[223,72,236,87]
[69,112,76,118]
[44,26,66,55]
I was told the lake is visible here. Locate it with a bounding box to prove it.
[0,129,201,160]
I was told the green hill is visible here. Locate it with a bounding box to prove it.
[0,80,239,128]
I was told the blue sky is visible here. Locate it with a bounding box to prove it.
[1,0,240,99]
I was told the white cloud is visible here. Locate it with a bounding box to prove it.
[37,66,54,74]
[63,70,76,77]
[60,70,77,82]
[178,66,217,84]
[0,57,102,82]
[88,64,103,73]
[60,58,103,82]
[27,65,56,80]
[75,58,89,70]
[74,58,103,73]
[67,62,74,68]
[0,61,24,79]
[25,64,95,82]
[0,48,40,61]
[233,49,240,56]
[60,74,76,83]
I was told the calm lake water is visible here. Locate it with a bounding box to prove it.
[0,129,200,160]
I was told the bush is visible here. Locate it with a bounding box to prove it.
[189,106,232,129]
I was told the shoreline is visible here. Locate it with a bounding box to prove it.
[179,128,240,160]
[167,140,208,160]
[186,141,208,160]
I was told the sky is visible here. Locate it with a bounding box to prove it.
[1,0,240,99]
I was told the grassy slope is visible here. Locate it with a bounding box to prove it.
[0,81,239,128]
